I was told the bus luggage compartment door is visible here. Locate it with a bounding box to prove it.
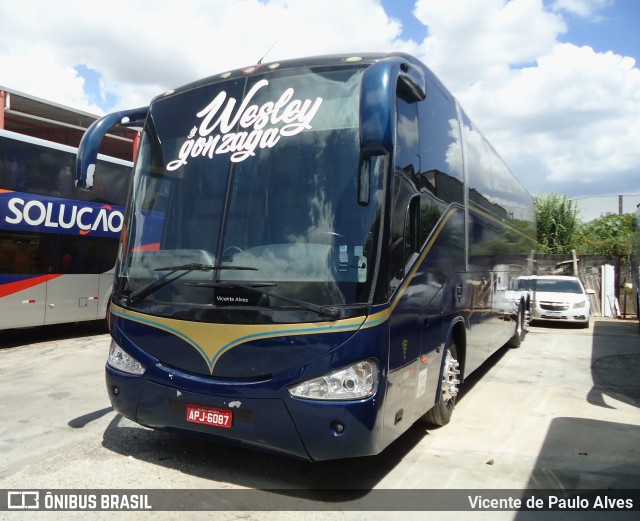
[44,274,100,325]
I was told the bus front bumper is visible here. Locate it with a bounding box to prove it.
[105,365,383,461]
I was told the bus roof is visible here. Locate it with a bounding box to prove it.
[150,52,452,106]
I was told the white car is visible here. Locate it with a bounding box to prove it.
[529,275,595,328]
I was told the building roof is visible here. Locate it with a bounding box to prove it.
[0,85,136,161]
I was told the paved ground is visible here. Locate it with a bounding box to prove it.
[0,317,638,520]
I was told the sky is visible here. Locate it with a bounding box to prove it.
[0,0,638,199]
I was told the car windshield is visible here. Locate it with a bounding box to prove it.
[517,278,533,291]
[534,279,583,294]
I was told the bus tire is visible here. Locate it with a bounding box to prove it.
[507,303,525,348]
[422,338,459,427]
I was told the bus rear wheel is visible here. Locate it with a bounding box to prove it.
[507,303,525,348]
[421,339,460,427]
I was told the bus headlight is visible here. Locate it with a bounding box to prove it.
[108,339,146,375]
[288,360,379,400]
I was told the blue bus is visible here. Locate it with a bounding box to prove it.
[75,53,536,460]
[0,129,131,330]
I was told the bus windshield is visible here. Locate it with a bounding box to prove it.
[118,66,382,316]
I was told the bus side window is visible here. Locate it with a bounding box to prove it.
[406,195,420,258]
[396,99,419,178]
[390,177,423,290]
[416,82,464,206]
[420,193,443,246]
[0,232,56,275]
[390,99,421,289]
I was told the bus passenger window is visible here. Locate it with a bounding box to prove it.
[407,195,420,256]
[396,99,419,177]
[420,194,443,246]
[390,99,421,290]
[390,175,418,286]
[417,83,464,205]
[0,232,56,275]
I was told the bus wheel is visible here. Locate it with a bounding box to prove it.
[507,304,525,348]
[422,339,460,427]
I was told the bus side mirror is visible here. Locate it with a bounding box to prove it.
[397,63,426,104]
[359,56,425,155]
[358,57,425,206]
[75,107,148,189]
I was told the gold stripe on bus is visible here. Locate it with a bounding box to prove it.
[111,304,367,373]
[111,206,460,372]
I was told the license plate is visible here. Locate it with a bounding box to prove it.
[186,404,232,429]
[545,311,562,317]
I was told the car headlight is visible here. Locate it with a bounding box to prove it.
[108,339,146,375]
[288,360,379,400]
[573,300,587,309]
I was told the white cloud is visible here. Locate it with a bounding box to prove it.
[0,0,412,111]
[551,0,613,20]
[413,0,566,91]
[412,0,640,197]
[1,0,638,198]
[0,44,102,113]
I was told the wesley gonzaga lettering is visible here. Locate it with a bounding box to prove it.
[166,79,324,169]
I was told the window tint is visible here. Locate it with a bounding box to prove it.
[0,232,55,275]
[396,99,419,176]
[391,94,462,288]
[534,279,583,294]
[122,67,380,309]
[391,99,421,286]
[0,231,117,275]
[390,174,417,285]
[459,110,534,225]
[417,83,464,205]
[420,193,443,246]
[57,235,118,274]
[0,135,131,206]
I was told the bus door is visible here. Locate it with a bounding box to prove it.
[386,289,423,437]
[384,179,425,433]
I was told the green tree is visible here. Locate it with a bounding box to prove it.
[575,213,634,258]
[534,193,580,254]
[575,212,634,307]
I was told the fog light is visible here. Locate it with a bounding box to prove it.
[331,421,345,434]
[112,386,119,396]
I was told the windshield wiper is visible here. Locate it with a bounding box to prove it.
[126,263,257,304]
[188,281,341,321]
[154,263,258,272]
